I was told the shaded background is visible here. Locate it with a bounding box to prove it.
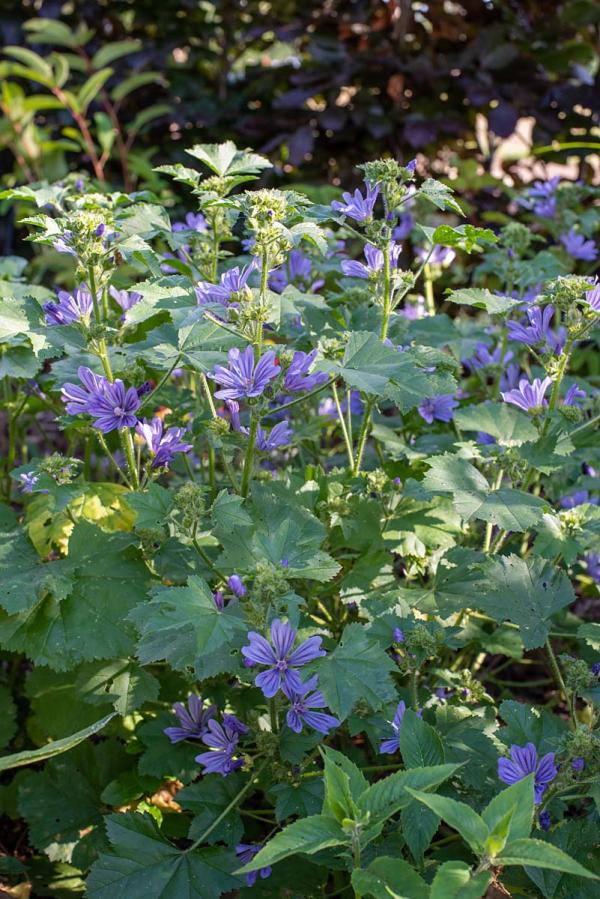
[1,0,599,205]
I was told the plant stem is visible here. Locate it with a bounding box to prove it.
[544,638,571,720]
[187,759,269,851]
[240,414,258,498]
[265,377,336,418]
[332,382,354,468]
[410,669,419,710]
[192,536,227,580]
[88,265,102,322]
[353,399,374,476]
[423,263,435,316]
[120,428,140,489]
[138,357,183,411]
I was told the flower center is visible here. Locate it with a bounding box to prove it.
[275,659,288,672]
[113,405,124,416]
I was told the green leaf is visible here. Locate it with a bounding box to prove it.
[78,68,113,112]
[92,39,142,68]
[130,575,247,670]
[482,775,535,849]
[0,523,150,669]
[317,623,397,719]
[497,837,599,879]
[216,484,339,582]
[185,141,271,177]
[445,288,521,315]
[3,46,53,81]
[401,799,440,863]
[87,812,241,897]
[0,712,116,773]
[235,814,346,875]
[424,454,547,530]
[111,71,166,102]
[269,779,324,821]
[406,788,488,854]
[419,179,464,215]
[454,402,538,446]
[399,709,445,768]
[211,490,252,531]
[431,223,498,252]
[475,554,575,649]
[24,17,93,47]
[322,749,360,822]
[360,764,460,821]
[351,857,429,899]
[126,484,174,530]
[430,861,491,899]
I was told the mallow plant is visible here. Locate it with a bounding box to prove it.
[0,142,599,898]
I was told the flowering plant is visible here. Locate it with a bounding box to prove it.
[0,144,599,897]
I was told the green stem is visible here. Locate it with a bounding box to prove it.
[380,240,392,340]
[240,414,258,498]
[265,377,336,418]
[192,536,227,580]
[96,432,132,487]
[120,428,140,490]
[352,398,374,476]
[269,698,278,734]
[410,669,419,711]
[332,382,354,468]
[544,638,572,722]
[88,265,102,322]
[257,250,268,357]
[423,263,435,317]
[138,356,183,411]
[187,759,269,852]
[541,336,574,438]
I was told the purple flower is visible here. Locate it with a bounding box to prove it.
[255,420,293,451]
[502,377,553,412]
[227,575,246,597]
[524,177,560,217]
[583,285,600,314]
[213,590,225,610]
[195,260,257,306]
[465,342,514,371]
[163,695,216,743]
[507,306,557,348]
[380,701,413,754]
[497,743,557,803]
[318,390,364,419]
[173,212,207,232]
[109,286,143,313]
[400,296,426,320]
[61,366,109,415]
[341,241,401,279]
[241,619,326,698]
[560,229,598,262]
[393,214,413,241]
[282,674,340,735]
[591,661,600,677]
[584,553,600,583]
[405,158,417,174]
[418,394,458,424]
[18,472,40,494]
[539,810,552,831]
[283,350,328,393]
[195,714,249,776]
[477,432,497,445]
[269,249,323,293]
[43,286,94,326]
[136,417,192,467]
[235,844,272,887]
[393,628,405,643]
[86,379,141,432]
[560,490,596,509]
[331,184,379,222]
[210,346,279,401]
[572,757,585,772]
[563,384,586,407]
[418,245,456,266]
[53,231,77,257]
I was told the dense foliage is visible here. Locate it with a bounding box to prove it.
[0,136,599,897]
[1,1,600,196]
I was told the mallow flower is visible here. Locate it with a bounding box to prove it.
[418,394,458,424]
[241,619,326,698]
[136,417,193,467]
[559,490,597,509]
[61,367,109,415]
[583,285,600,314]
[269,249,323,293]
[283,350,328,393]
[210,346,279,401]
[282,674,340,735]
[497,742,557,803]
[109,286,143,314]
[195,260,257,306]
[43,286,94,326]
[173,212,207,232]
[331,183,379,221]
[502,377,553,412]
[560,229,597,262]
[341,241,401,279]
[163,695,216,743]
[235,844,272,887]
[379,700,421,753]
[195,714,249,776]
[85,379,141,432]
